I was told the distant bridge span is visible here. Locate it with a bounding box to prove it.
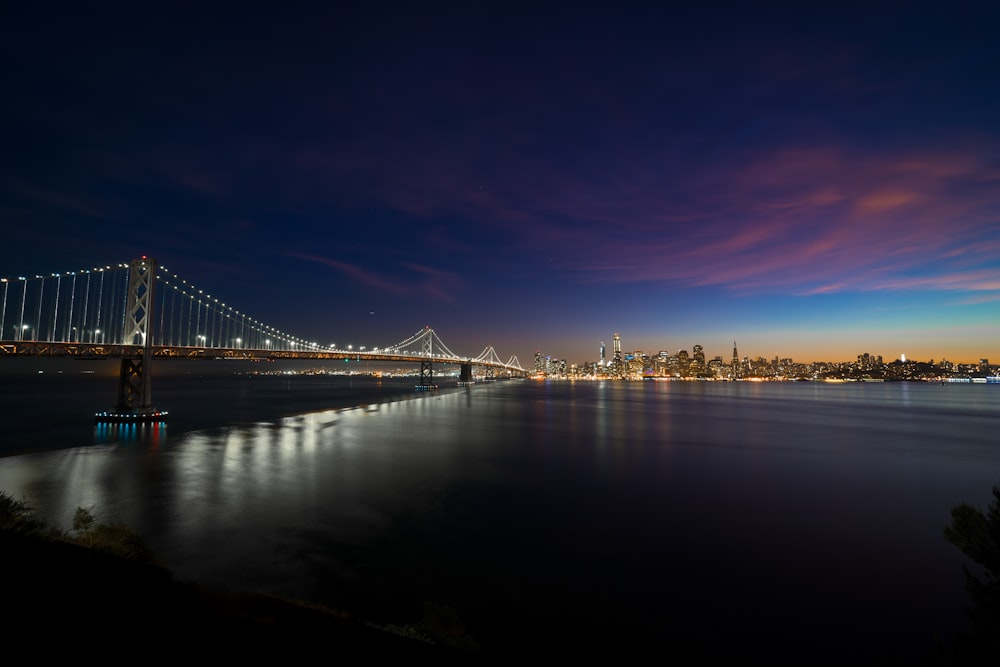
[0,341,522,369]
[1,258,526,421]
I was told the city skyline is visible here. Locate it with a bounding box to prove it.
[537,331,993,370]
[2,4,998,365]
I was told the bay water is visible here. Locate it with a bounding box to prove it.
[1,362,997,663]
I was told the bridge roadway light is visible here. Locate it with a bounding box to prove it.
[265,339,271,349]
[235,338,242,348]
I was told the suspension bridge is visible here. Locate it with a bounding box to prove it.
[1,258,525,422]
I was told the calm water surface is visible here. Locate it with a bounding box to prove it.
[1,370,997,663]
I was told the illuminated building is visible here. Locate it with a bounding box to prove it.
[692,344,705,376]
[677,349,690,376]
[611,333,623,377]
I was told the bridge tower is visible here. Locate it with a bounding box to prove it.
[95,257,168,423]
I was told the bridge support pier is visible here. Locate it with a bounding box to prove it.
[458,362,474,386]
[95,257,169,424]
[415,359,438,391]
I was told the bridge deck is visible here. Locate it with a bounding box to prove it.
[0,341,520,369]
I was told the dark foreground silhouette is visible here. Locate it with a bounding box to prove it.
[5,486,996,664]
[2,527,462,657]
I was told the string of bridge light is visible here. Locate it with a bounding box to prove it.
[391,326,462,360]
[1,263,525,368]
[392,329,522,368]
[0,265,455,356]
[475,345,506,365]
[156,265,325,352]
[0,263,132,344]
[0,262,324,351]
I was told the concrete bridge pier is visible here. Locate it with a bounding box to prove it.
[458,362,474,386]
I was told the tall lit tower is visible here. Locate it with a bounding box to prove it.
[731,341,739,378]
[600,341,606,367]
[613,333,622,377]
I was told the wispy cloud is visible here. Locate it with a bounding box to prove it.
[283,102,1000,301]
[361,142,1000,298]
[401,263,463,303]
[285,252,462,303]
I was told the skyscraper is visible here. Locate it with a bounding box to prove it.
[692,344,705,376]
[613,333,622,377]
[600,341,606,367]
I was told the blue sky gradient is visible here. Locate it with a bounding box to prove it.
[1,3,997,365]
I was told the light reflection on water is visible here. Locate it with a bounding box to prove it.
[94,420,168,448]
[1,378,998,662]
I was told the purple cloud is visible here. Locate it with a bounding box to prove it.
[285,252,462,303]
[330,140,1000,297]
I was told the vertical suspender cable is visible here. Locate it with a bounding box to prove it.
[51,275,61,341]
[0,280,7,339]
[66,274,76,341]
[120,265,130,345]
[18,280,26,340]
[81,272,91,341]
[94,270,104,342]
[34,278,44,341]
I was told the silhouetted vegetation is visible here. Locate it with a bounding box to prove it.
[941,484,1000,664]
[70,505,155,562]
[0,490,472,656]
[0,490,47,534]
[378,602,480,653]
[0,491,153,562]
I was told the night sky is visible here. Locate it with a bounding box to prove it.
[2,3,998,365]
